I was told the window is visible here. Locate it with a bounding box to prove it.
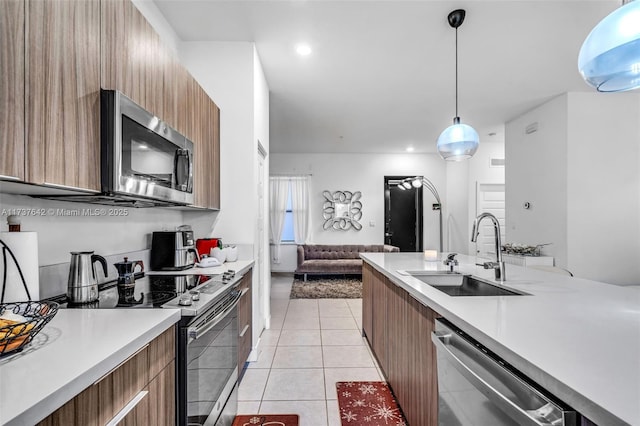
[281,189,294,242]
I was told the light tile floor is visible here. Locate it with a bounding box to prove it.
[238,273,383,425]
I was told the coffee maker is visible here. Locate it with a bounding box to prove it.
[113,257,144,305]
[150,230,199,270]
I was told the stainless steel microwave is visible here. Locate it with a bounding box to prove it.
[101,90,194,206]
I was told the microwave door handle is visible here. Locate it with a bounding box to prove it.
[186,149,193,193]
[431,331,561,426]
[173,149,191,192]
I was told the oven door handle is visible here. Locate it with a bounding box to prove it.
[188,288,248,341]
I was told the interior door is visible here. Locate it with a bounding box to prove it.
[384,176,423,252]
[475,183,506,258]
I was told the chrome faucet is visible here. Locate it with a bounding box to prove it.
[443,253,459,272]
[471,212,506,282]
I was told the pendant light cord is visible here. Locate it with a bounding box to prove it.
[455,25,459,118]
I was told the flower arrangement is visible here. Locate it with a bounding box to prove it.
[501,243,551,256]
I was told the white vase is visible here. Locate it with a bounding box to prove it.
[224,246,238,262]
[210,247,226,263]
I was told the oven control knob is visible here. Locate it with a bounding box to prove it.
[190,290,200,301]
[178,295,193,306]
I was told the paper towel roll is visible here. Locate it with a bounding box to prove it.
[0,232,39,302]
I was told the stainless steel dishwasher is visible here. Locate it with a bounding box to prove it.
[432,318,578,426]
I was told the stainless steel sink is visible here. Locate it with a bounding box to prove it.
[404,272,527,296]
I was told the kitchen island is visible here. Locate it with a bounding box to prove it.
[0,309,181,426]
[361,252,640,426]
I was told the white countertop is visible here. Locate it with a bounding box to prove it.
[145,259,254,277]
[0,309,181,426]
[361,252,640,426]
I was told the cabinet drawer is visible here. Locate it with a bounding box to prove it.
[96,345,149,425]
[148,326,175,380]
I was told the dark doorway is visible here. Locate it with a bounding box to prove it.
[384,176,423,252]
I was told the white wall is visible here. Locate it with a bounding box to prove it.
[179,41,271,345]
[0,193,184,266]
[446,137,506,256]
[566,92,640,285]
[506,92,640,285]
[179,42,256,245]
[506,95,569,266]
[270,153,447,270]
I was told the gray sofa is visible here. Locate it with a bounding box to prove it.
[295,244,399,280]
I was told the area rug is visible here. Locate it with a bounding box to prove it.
[290,277,362,299]
[336,381,408,425]
[232,414,299,426]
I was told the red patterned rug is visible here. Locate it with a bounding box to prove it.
[336,381,408,425]
[232,414,299,426]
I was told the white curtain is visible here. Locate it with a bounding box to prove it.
[290,177,310,244]
[269,177,290,263]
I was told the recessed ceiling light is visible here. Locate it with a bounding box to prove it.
[296,44,312,56]
[406,146,415,152]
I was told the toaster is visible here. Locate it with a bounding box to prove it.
[151,231,198,271]
[195,238,222,258]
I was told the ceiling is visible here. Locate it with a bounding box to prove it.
[153,0,617,154]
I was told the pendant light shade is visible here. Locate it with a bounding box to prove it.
[437,117,479,161]
[578,0,640,92]
[437,9,479,162]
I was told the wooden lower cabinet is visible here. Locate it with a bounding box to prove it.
[147,360,176,426]
[37,326,176,426]
[362,264,438,426]
[238,269,253,377]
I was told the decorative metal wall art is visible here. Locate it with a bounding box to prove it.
[322,190,363,230]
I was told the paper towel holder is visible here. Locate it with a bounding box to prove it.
[0,239,32,303]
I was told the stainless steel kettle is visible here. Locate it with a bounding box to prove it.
[67,251,108,304]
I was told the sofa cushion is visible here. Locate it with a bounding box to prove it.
[303,245,396,260]
[297,259,362,274]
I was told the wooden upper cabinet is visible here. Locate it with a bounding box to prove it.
[0,0,25,181]
[101,0,165,121]
[25,0,101,191]
[164,52,189,136]
[210,99,221,209]
[189,80,220,210]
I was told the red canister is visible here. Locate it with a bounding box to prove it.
[196,238,221,258]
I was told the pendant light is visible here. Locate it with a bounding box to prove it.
[578,0,640,92]
[437,9,479,162]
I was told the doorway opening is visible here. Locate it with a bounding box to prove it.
[384,176,423,252]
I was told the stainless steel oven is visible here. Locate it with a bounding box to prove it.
[101,90,194,206]
[178,285,246,426]
[60,271,245,425]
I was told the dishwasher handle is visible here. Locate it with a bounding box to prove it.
[432,329,570,426]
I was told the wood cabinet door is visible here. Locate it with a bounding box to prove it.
[164,53,189,136]
[362,263,374,342]
[101,0,164,118]
[238,272,253,374]
[371,268,389,373]
[0,0,25,181]
[97,346,149,424]
[210,100,221,209]
[25,0,101,190]
[147,360,176,426]
[386,282,408,406]
[401,300,438,425]
[189,80,220,209]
